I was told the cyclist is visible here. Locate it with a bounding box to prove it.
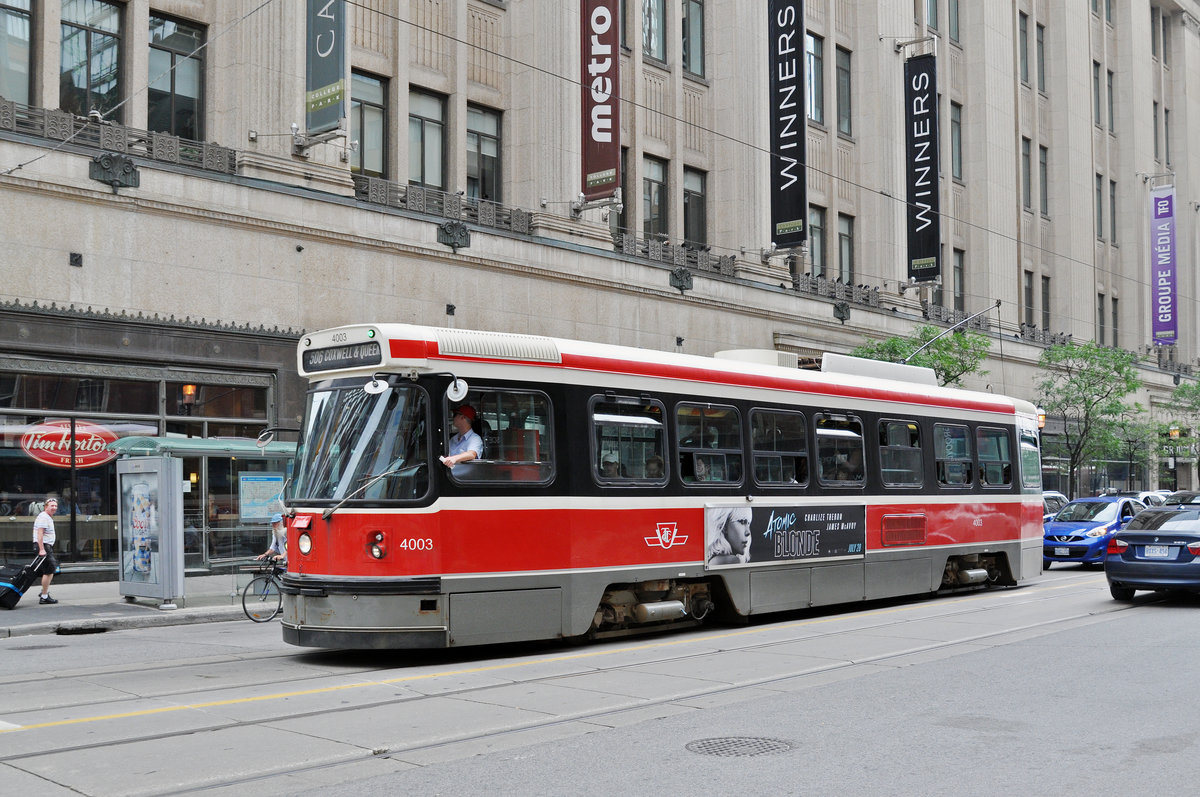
[256,513,286,564]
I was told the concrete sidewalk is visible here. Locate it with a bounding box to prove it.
[0,573,250,639]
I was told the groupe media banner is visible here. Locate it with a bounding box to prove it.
[904,52,940,283]
[581,0,621,201]
[1150,185,1178,345]
[306,0,346,134]
[767,0,807,249]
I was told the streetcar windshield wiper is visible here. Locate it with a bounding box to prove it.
[321,466,406,520]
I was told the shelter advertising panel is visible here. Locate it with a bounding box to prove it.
[1150,185,1178,345]
[117,457,184,602]
[705,503,866,568]
[767,0,806,249]
[904,52,940,282]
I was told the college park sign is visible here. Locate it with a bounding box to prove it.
[20,420,119,469]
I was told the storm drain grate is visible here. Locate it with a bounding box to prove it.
[686,737,796,757]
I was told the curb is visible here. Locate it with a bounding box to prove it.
[1,606,247,639]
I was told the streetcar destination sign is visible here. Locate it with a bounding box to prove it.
[302,341,382,372]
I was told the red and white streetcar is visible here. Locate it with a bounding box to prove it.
[279,323,1044,649]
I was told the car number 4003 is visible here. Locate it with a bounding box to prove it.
[398,538,434,551]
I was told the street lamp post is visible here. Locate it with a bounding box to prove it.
[1124,437,1138,491]
[1170,425,1181,491]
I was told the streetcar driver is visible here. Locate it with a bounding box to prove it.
[441,404,483,469]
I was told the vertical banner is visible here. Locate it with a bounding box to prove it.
[1150,185,1178,345]
[306,0,345,135]
[768,0,806,248]
[581,0,621,200]
[904,52,940,282]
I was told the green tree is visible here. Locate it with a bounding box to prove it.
[1037,341,1141,498]
[849,325,990,387]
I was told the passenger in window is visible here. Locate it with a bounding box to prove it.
[645,455,665,478]
[601,453,621,478]
[441,405,482,469]
[682,453,710,482]
[707,505,753,565]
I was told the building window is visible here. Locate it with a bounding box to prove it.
[1153,101,1160,160]
[616,147,629,232]
[1105,0,1111,23]
[949,0,959,41]
[683,167,706,246]
[809,205,826,277]
[1106,70,1114,132]
[806,33,824,125]
[952,249,964,312]
[926,0,937,29]
[1097,293,1105,345]
[147,15,204,140]
[409,88,445,190]
[61,0,123,122]
[1018,13,1028,84]
[1041,275,1051,330]
[1164,108,1171,165]
[1023,270,1035,327]
[1036,23,1045,92]
[1091,61,1101,126]
[836,47,852,136]
[1095,173,1103,237]
[837,214,854,284]
[1109,180,1117,243]
[0,1,33,105]
[1021,137,1032,209]
[682,0,703,77]
[1112,297,1119,348]
[643,155,667,238]
[467,104,501,201]
[950,102,963,181]
[1039,145,1048,216]
[350,72,386,178]
[642,0,664,61]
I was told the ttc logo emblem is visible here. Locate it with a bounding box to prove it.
[645,522,688,549]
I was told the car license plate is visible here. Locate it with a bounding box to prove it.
[1144,545,1170,558]
[1054,547,1069,557]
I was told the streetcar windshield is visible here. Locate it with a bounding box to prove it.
[291,382,430,502]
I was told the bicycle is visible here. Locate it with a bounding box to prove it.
[242,559,284,622]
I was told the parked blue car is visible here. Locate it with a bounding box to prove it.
[1044,496,1146,569]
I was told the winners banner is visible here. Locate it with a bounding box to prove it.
[767,0,806,248]
[705,504,865,568]
[1150,185,1178,345]
[904,52,940,282]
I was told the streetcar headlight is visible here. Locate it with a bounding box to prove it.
[297,532,313,555]
[370,543,386,559]
[368,530,386,559]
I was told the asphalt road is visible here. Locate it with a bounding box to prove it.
[1,567,1194,796]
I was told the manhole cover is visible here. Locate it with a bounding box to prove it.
[686,737,795,757]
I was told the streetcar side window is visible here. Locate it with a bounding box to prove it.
[815,414,865,486]
[1019,429,1042,490]
[590,396,668,484]
[933,423,972,487]
[677,403,743,485]
[751,408,808,486]
[976,426,1013,487]
[447,389,554,484]
[878,419,923,487]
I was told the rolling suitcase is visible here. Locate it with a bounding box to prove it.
[0,563,34,609]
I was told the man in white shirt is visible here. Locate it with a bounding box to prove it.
[33,497,59,604]
[441,405,483,469]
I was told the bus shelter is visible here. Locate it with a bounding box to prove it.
[107,437,295,570]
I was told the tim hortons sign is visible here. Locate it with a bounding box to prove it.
[20,420,120,469]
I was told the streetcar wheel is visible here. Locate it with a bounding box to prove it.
[242,576,282,622]
[1109,583,1135,601]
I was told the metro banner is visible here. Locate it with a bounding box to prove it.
[704,504,866,568]
[904,52,941,283]
[580,0,620,201]
[767,0,807,249]
[1150,185,1178,345]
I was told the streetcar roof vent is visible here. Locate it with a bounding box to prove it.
[713,349,799,369]
[434,328,562,363]
[819,352,938,386]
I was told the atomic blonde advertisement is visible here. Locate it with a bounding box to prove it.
[705,504,866,568]
[120,472,160,584]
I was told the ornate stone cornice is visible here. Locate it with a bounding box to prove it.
[0,298,302,339]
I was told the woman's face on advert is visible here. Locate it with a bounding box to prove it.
[724,508,752,553]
